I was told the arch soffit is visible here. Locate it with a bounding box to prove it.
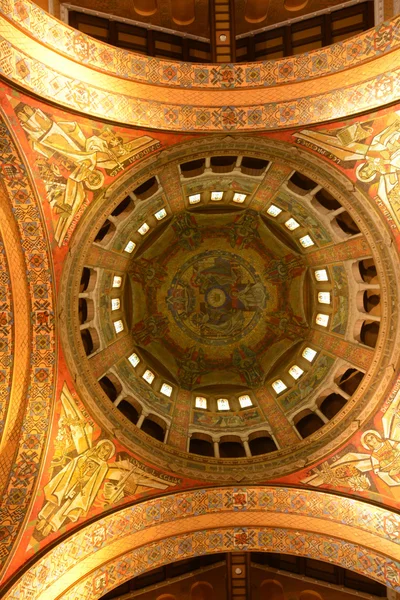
[5,487,400,600]
[0,7,400,130]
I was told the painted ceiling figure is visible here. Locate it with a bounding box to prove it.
[303,390,400,491]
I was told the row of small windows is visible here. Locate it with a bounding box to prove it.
[188,191,247,205]
[266,203,316,249]
[271,346,317,396]
[194,394,253,412]
[128,352,173,397]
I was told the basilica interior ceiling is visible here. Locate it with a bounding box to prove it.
[0,1,400,599]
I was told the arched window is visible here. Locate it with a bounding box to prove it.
[190,581,214,600]
[320,393,347,420]
[98,374,121,402]
[141,416,166,442]
[189,434,214,457]
[260,579,284,600]
[294,411,324,438]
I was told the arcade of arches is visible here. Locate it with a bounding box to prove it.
[0,0,400,598]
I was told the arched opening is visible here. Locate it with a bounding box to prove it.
[98,374,122,402]
[156,595,177,600]
[245,0,269,23]
[210,155,237,173]
[117,399,140,425]
[189,434,214,457]
[334,211,360,236]
[190,581,214,600]
[94,219,116,245]
[219,437,246,458]
[133,176,158,200]
[358,258,378,283]
[79,267,97,293]
[78,298,88,324]
[171,0,195,25]
[111,195,133,219]
[240,156,269,176]
[337,368,364,395]
[260,579,284,600]
[295,411,324,438]
[141,416,165,442]
[288,171,317,194]
[80,327,99,356]
[320,393,347,420]
[180,158,205,178]
[360,320,380,348]
[313,188,341,212]
[363,290,381,316]
[249,433,277,455]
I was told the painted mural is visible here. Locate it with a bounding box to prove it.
[34,383,179,539]
[303,388,400,494]
[12,101,162,246]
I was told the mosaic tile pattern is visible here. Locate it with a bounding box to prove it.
[0,114,55,575]
[5,487,400,599]
[0,232,12,438]
[1,17,400,131]
[2,0,400,89]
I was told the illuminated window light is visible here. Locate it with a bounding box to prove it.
[217,398,230,411]
[289,365,304,380]
[302,347,317,362]
[111,298,120,311]
[154,208,167,221]
[299,235,314,248]
[314,269,328,282]
[239,395,252,408]
[189,193,201,204]
[267,204,282,217]
[316,313,329,327]
[113,319,124,333]
[195,396,207,409]
[124,240,136,253]
[160,383,172,397]
[211,191,223,201]
[233,193,246,204]
[318,292,331,304]
[128,353,140,367]
[138,223,149,236]
[285,218,300,231]
[142,369,155,384]
[112,275,122,288]
[272,380,287,394]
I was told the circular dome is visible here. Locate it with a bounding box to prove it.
[60,137,400,483]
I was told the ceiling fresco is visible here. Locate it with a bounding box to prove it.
[129,211,308,391]
[1,6,400,599]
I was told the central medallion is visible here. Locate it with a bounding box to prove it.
[167,250,267,345]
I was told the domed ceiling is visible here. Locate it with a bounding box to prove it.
[129,209,308,392]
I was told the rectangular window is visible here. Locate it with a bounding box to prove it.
[289,365,304,380]
[285,218,300,231]
[239,395,252,408]
[124,240,136,253]
[138,223,149,235]
[113,319,124,333]
[195,396,207,409]
[318,292,331,304]
[189,193,201,204]
[111,298,120,311]
[160,383,173,397]
[314,269,328,281]
[302,347,317,362]
[272,380,287,394]
[154,208,167,220]
[316,313,329,327]
[128,353,140,367]
[217,398,230,411]
[233,193,246,203]
[299,235,314,248]
[112,276,122,288]
[267,204,282,217]
[211,191,223,201]
[142,369,155,384]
